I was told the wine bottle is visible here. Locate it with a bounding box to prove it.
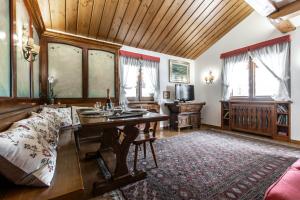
[106,88,112,109]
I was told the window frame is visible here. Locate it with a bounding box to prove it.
[126,64,155,102]
[230,57,275,101]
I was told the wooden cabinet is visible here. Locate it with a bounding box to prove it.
[127,101,160,113]
[221,100,291,141]
[165,102,205,131]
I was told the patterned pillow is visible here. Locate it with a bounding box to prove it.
[10,115,59,150]
[0,127,56,186]
[57,107,72,127]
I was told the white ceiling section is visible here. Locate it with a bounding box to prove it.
[244,0,300,32]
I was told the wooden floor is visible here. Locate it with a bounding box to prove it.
[79,126,300,199]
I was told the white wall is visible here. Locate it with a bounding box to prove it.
[194,12,300,141]
[121,45,195,127]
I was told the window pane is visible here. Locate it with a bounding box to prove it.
[141,67,157,98]
[123,65,139,98]
[255,63,279,96]
[229,61,249,97]
[0,0,10,97]
[16,0,30,97]
[88,50,115,98]
[33,27,40,98]
[48,43,82,98]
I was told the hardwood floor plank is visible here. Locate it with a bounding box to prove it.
[97,0,119,40]
[122,0,153,45]
[88,0,106,38]
[77,0,94,36]
[66,0,78,34]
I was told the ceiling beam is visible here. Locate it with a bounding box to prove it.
[268,1,300,19]
[24,0,46,37]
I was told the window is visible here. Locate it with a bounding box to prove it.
[222,39,290,101]
[120,56,159,102]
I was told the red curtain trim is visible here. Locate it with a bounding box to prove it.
[220,35,291,59]
[119,50,160,62]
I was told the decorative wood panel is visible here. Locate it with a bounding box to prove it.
[36,0,253,59]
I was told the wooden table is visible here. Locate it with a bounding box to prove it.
[75,111,169,195]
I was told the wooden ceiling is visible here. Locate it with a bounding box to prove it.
[36,0,253,59]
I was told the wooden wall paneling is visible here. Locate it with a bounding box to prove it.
[180,2,250,58]
[66,0,79,34]
[114,0,141,43]
[146,0,195,50]
[165,0,222,56]
[107,0,130,40]
[88,0,105,38]
[174,0,240,56]
[161,0,215,54]
[187,6,253,58]
[129,0,164,46]
[11,0,17,98]
[24,0,46,37]
[82,48,88,98]
[122,0,153,45]
[49,0,66,31]
[40,31,121,104]
[140,0,184,49]
[97,0,119,40]
[153,0,204,52]
[77,0,94,36]
[37,0,51,28]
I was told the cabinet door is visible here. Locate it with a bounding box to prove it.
[178,115,190,127]
[190,114,199,127]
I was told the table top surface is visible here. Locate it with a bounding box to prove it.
[77,110,169,128]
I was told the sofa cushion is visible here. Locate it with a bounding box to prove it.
[0,127,56,187]
[10,115,59,150]
[40,107,63,130]
[264,167,300,200]
[57,107,72,127]
[291,159,300,170]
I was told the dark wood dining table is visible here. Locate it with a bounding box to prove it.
[75,110,169,195]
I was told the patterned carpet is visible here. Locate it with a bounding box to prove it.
[120,130,300,200]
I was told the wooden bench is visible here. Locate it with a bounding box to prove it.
[0,107,84,200]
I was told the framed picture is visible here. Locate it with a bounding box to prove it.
[163,91,170,99]
[169,59,190,83]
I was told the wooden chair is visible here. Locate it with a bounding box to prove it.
[133,118,158,171]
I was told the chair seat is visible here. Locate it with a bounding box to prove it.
[133,132,156,144]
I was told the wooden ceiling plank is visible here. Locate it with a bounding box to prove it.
[65,0,78,34]
[190,9,253,59]
[37,0,51,28]
[77,0,94,36]
[184,3,251,58]
[166,0,225,55]
[141,0,185,49]
[129,0,165,47]
[97,0,119,40]
[107,0,130,41]
[154,0,205,52]
[88,0,106,38]
[174,0,241,56]
[147,0,196,51]
[186,7,252,58]
[160,0,215,54]
[269,0,300,19]
[122,0,153,45]
[136,0,175,48]
[49,0,66,31]
[114,0,142,43]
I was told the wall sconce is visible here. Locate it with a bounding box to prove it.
[204,71,214,84]
[22,25,40,62]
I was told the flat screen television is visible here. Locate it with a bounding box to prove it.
[175,84,195,102]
